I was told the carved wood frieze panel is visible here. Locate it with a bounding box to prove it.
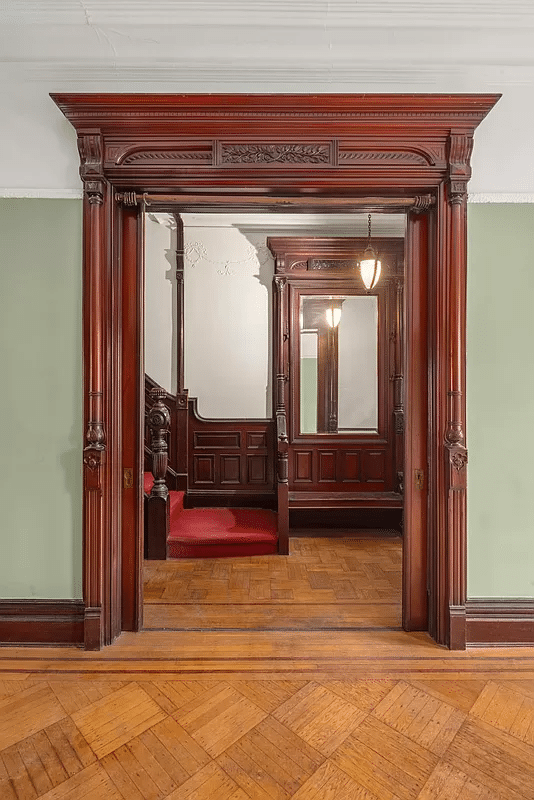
[217,142,332,165]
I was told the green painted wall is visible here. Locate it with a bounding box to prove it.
[0,199,83,598]
[467,204,534,597]
[0,200,532,600]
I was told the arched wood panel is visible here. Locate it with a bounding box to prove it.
[51,93,500,650]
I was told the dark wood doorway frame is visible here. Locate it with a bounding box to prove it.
[52,93,500,650]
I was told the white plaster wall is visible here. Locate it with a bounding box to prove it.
[144,214,276,418]
[2,3,534,197]
[183,224,274,419]
[144,214,176,394]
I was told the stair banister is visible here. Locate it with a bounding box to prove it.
[145,387,171,559]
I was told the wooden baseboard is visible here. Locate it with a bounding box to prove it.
[0,600,85,646]
[466,598,534,646]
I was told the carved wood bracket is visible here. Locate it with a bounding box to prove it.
[447,133,474,205]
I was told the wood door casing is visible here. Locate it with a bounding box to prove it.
[51,93,500,649]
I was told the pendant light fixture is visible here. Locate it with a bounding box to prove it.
[359,213,382,292]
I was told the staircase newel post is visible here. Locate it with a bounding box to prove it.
[146,388,171,559]
[274,274,290,555]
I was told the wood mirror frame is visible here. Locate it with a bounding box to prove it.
[52,93,499,651]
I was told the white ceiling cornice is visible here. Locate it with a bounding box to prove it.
[1,0,534,196]
[5,1,534,28]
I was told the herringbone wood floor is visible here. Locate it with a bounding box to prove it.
[2,538,534,798]
[144,535,402,630]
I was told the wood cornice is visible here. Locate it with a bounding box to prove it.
[51,93,501,127]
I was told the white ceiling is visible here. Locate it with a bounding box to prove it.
[1,0,534,196]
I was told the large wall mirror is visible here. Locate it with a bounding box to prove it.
[299,293,379,435]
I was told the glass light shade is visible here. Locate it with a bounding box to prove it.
[325,307,342,328]
[360,247,382,291]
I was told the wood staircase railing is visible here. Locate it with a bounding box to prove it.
[145,387,171,559]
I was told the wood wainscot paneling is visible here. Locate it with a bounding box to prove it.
[0,600,85,645]
[186,399,276,508]
[466,599,534,646]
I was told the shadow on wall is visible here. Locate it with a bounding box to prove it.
[59,424,83,597]
[235,224,274,415]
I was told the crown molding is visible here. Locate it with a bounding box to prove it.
[19,61,534,89]
[6,1,534,29]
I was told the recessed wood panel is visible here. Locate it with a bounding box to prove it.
[294,451,313,483]
[341,451,361,483]
[318,451,336,482]
[362,450,386,483]
[247,432,268,449]
[221,455,241,484]
[247,454,268,484]
[193,455,215,484]
[194,432,240,449]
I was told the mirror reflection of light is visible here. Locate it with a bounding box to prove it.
[325,307,342,328]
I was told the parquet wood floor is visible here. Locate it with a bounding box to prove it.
[2,538,534,798]
[1,662,534,798]
[144,535,402,631]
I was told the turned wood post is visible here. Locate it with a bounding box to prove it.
[145,388,171,559]
[393,276,405,493]
[274,275,290,555]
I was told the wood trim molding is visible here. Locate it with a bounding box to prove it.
[51,92,500,650]
[0,601,84,646]
[466,599,534,646]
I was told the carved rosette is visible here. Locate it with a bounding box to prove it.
[451,450,468,472]
[176,392,188,409]
[83,448,104,473]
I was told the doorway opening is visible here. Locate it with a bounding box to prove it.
[141,210,408,633]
